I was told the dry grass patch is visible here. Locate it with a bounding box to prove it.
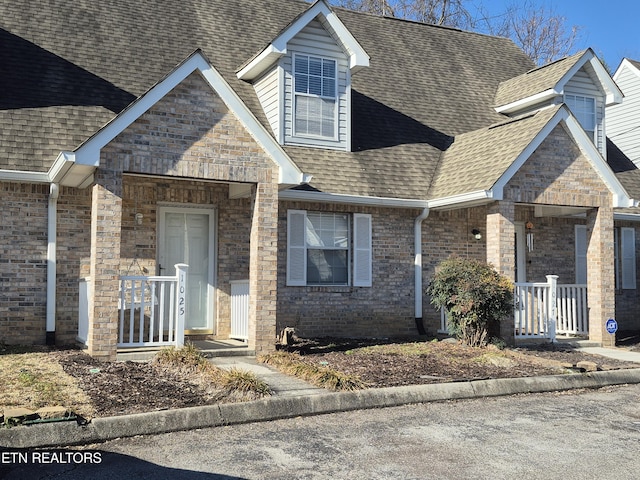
[259,351,367,391]
[155,343,272,400]
[0,348,94,419]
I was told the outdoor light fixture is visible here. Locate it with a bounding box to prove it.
[471,228,482,240]
[135,213,144,225]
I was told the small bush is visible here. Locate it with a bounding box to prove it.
[427,257,513,347]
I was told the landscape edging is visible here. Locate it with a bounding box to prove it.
[3,368,640,449]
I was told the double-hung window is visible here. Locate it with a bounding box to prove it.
[287,210,372,286]
[565,94,596,142]
[293,54,337,139]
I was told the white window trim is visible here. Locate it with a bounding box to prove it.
[292,53,339,141]
[565,94,597,143]
[286,209,372,287]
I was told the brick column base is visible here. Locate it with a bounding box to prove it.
[586,205,615,345]
[248,174,278,355]
[86,171,122,361]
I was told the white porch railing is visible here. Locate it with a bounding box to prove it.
[118,264,188,348]
[438,275,588,341]
[515,276,588,341]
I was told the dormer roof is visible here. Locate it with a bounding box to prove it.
[236,0,369,81]
[495,49,623,114]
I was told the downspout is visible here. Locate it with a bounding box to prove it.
[46,183,59,345]
[414,207,430,335]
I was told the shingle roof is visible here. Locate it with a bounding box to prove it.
[429,106,561,198]
[494,50,587,108]
[0,0,536,199]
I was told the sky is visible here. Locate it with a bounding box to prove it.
[479,0,640,71]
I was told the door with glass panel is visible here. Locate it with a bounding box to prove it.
[159,207,215,333]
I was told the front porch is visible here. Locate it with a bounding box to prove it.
[79,263,254,357]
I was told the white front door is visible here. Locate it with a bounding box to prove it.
[159,207,216,333]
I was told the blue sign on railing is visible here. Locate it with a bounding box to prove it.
[606,318,618,334]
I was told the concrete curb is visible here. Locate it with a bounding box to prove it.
[3,368,640,449]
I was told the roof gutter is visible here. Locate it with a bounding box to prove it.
[427,190,495,210]
[278,189,429,209]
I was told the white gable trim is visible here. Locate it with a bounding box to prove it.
[492,106,635,208]
[73,50,305,185]
[495,89,559,115]
[613,58,640,83]
[496,50,623,114]
[237,0,369,81]
[555,50,622,106]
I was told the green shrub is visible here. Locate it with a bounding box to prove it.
[427,257,513,347]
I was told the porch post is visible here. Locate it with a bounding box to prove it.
[248,173,278,355]
[486,201,516,279]
[586,205,615,345]
[174,263,188,348]
[86,169,123,361]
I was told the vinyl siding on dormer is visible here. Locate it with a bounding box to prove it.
[254,67,282,142]
[607,65,640,166]
[564,69,606,157]
[283,19,349,150]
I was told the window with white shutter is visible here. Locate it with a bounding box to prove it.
[286,210,372,287]
[353,214,372,287]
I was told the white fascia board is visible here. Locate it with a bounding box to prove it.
[495,89,558,114]
[237,0,368,81]
[236,46,284,81]
[74,51,304,186]
[427,190,494,210]
[279,189,427,209]
[556,51,623,106]
[563,115,634,207]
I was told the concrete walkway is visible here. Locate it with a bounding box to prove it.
[578,346,640,363]
[3,345,640,449]
[210,356,325,397]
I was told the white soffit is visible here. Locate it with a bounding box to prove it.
[236,0,369,81]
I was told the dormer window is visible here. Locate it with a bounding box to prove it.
[294,54,337,139]
[565,94,596,142]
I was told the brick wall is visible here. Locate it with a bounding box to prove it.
[56,186,92,344]
[0,182,48,344]
[277,202,489,338]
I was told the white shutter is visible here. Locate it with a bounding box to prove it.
[287,210,307,286]
[621,227,636,289]
[353,214,372,287]
[575,225,587,284]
